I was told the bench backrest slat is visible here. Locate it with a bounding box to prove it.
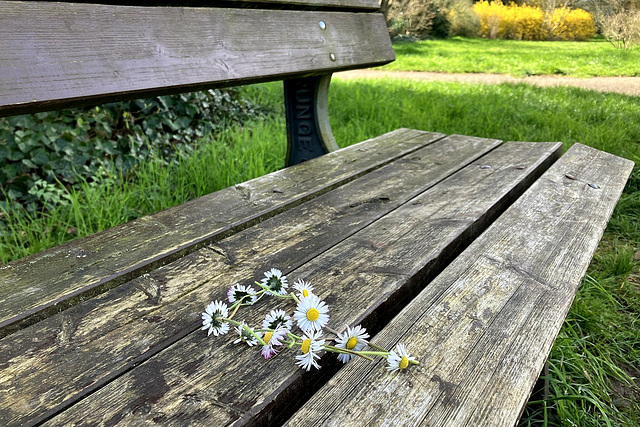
[47,0,381,10]
[219,0,380,8]
[0,1,393,117]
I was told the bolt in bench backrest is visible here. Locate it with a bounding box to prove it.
[0,0,394,164]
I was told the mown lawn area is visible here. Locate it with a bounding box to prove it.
[382,37,640,77]
[3,78,639,426]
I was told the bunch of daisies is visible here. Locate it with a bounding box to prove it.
[201,268,418,372]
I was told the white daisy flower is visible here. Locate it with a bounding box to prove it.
[261,325,288,359]
[261,268,289,295]
[233,321,261,347]
[295,331,325,371]
[335,324,370,363]
[293,278,315,299]
[262,309,293,330]
[293,294,329,333]
[386,343,417,372]
[227,283,258,305]
[201,300,230,337]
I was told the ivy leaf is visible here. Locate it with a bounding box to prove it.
[31,149,50,166]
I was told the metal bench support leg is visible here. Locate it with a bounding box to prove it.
[284,74,339,166]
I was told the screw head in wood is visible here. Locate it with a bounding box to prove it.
[319,21,326,30]
[329,53,336,62]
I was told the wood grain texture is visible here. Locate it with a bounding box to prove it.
[210,0,380,9]
[286,144,634,427]
[0,133,498,426]
[38,0,381,11]
[0,129,442,336]
[0,2,393,116]
[39,142,561,426]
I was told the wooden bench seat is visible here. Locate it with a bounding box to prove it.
[1,133,574,425]
[0,128,440,335]
[286,144,634,426]
[0,1,633,426]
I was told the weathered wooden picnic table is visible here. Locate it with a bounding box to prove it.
[0,0,633,426]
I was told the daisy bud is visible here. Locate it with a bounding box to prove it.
[227,283,258,305]
[262,309,293,330]
[201,300,230,337]
[261,268,289,295]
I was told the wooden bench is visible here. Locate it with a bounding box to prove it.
[0,1,633,426]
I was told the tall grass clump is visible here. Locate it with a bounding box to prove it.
[0,88,267,214]
[0,119,287,263]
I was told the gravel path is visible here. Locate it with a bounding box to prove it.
[335,70,640,97]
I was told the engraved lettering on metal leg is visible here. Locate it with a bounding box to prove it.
[284,74,338,166]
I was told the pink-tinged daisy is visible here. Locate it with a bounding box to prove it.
[201,300,229,337]
[261,268,289,295]
[227,283,257,305]
[295,331,325,371]
[262,309,293,330]
[261,325,288,359]
[293,294,329,333]
[335,324,370,363]
[233,321,261,347]
[386,343,417,372]
[293,278,315,299]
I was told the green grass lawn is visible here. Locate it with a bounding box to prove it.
[382,37,640,77]
[2,79,639,425]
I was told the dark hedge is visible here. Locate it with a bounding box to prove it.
[0,88,270,212]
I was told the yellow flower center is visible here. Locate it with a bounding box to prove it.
[346,337,358,350]
[399,356,409,370]
[264,331,273,344]
[306,308,320,321]
[301,338,312,354]
[302,289,309,297]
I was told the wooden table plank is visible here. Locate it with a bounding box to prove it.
[0,2,392,116]
[285,144,633,427]
[39,141,561,426]
[0,129,441,337]
[1,133,497,426]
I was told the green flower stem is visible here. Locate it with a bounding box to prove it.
[410,359,420,366]
[254,281,298,301]
[224,318,267,346]
[290,292,300,304]
[323,345,374,361]
[227,303,242,320]
[366,342,389,352]
[351,350,390,357]
[255,281,285,297]
[287,331,303,341]
[227,289,267,320]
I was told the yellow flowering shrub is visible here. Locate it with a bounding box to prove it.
[473,1,595,41]
[552,8,596,41]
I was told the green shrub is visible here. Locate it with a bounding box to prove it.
[0,88,269,213]
[448,0,482,37]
